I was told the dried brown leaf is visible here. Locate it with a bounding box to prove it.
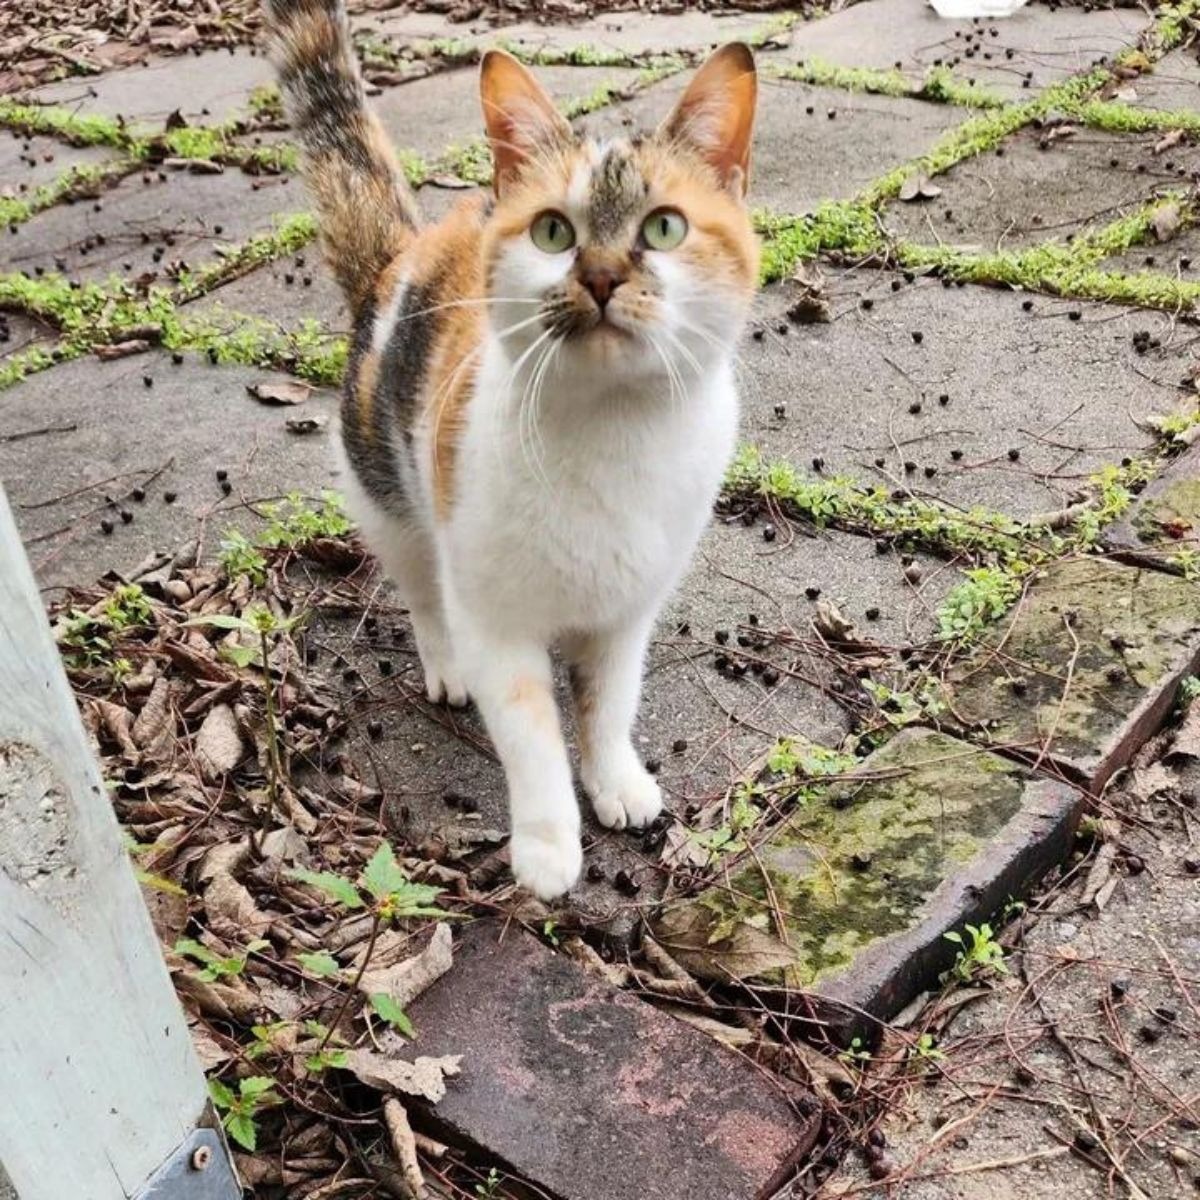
[1153,128,1186,156]
[247,379,312,406]
[343,1050,462,1103]
[898,172,942,202]
[94,339,151,360]
[195,703,244,780]
[654,904,794,982]
[205,870,272,942]
[132,677,175,760]
[358,923,453,1005]
[1152,202,1182,243]
[90,697,139,759]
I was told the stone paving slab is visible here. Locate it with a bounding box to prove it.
[946,555,1200,790]
[0,353,339,588]
[1130,43,1200,113]
[882,124,1200,250]
[1105,441,1200,571]
[27,47,275,126]
[582,72,967,215]
[744,276,1180,520]
[654,727,1080,1041]
[370,64,642,165]
[364,7,770,58]
[789,0,1147,100]
[190,253,350,335]
[2,167,301,285]
[1,133,120,196]
[408,919,821,1200]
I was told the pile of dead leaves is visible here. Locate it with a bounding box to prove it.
[53,533,510,1198]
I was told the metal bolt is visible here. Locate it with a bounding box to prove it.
[190,1145,212,1171]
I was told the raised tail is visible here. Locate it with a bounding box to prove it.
[263,0,418,317]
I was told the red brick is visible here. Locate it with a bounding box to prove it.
[407,921,820,1200]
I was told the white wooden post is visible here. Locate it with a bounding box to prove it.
[0,487,238,1198]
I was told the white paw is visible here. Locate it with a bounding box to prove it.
[588,766,663,831]
[510,823,583,900]
[422,660,469,708]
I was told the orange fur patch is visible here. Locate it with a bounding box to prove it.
[508,673,559,735]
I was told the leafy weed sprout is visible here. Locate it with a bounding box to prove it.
[208,1076,281,1151]
[287,842,456,1054]
[943,922,1008,983]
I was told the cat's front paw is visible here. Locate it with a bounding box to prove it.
[588,765,663,832]
[510,822,583,900]
[423,659,469,708]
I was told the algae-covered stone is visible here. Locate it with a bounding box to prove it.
[947,557,1200,788]
[1105,443,1200,576]
[654,729,1077,1034]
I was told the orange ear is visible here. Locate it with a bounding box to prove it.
[659,42,757,196]
[480,50,572,195]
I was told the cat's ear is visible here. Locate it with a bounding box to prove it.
[480,50,572,195]
[659,42,757,197]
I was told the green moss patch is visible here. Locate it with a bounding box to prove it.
[655,729,1028,987]
[946,556,1200,772]
[770,60,1006,110]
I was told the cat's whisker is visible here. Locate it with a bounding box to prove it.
[382,295,541,331]
[644,331,686,420]
[526,334,562,493]
[519,332,559,494]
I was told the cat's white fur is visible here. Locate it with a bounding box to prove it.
[340,150,749,901]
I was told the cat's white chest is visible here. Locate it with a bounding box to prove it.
[445,365,737,637]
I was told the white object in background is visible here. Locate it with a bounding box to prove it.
[930,0,1029,18]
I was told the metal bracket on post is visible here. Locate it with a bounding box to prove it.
[133,1129,240,1200]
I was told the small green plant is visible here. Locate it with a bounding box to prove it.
[260,490,351,548]
[247,1021,292,1060]
[208,1075,280,1151]
[295,950,342,978]
[943,922,1008,983]
[175,937,268,982]
[837,1036,872,1066]
[541,919,560,947]
[102,583,153,630]
[766,739,857,780]
[910,1032,945,1064]
[475,1168,503,1198]
[1181,675,1200,705]
[58,609,112,667]
[689,784,764,863]
[937,566,1024,643]
[287,843,454,1056]
[218,529,268,585]
[1171,548,1200,581]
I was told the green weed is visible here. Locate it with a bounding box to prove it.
[943,921,1007,982]
[208,1076,280,1151]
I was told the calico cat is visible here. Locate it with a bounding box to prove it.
[264,0,760,899]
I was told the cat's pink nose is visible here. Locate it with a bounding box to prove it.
[580,267,624,310]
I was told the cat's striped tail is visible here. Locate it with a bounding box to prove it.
[262,0,418,316]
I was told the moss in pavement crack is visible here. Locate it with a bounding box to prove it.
[769,60,1007,109]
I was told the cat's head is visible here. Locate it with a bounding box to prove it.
[478,44,760,382]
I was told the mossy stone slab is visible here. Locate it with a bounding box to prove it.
[946,557,1200,789]
[1104,443,1200,575]
[654,729,1078,1038]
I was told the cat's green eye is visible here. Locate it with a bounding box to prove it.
[641,208,688,251]
[530,211,576,254]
